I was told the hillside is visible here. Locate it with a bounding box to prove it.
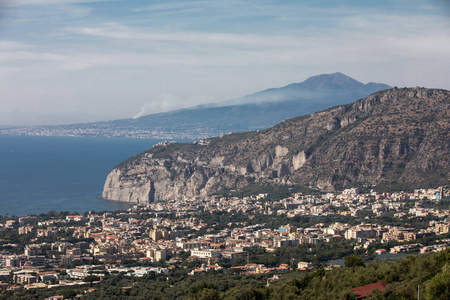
[0,73,389,139]
[102,87,450,203]
[81,248,450,300]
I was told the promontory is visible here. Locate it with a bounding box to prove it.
[103,87,450,204]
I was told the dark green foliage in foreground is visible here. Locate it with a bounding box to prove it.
[3,249,449,299]
[80,271,271,300]
[425,263,450,300]
[62,289,77,299]
[273,249,450,300]
[344,254,364,268]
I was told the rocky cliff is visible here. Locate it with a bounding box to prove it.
[102,87,450,203]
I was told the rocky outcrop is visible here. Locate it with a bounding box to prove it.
[103,87,450,203]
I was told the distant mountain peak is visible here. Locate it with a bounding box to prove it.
[310,72,349,79]
[1,73,391,140]
[299,72,365,90]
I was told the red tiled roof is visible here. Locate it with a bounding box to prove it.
[352,282,388,299]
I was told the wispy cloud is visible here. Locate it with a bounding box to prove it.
[0,40,33,50]
[1,0,449,123]
[4,0,113,6]
[2,8,450,73]
[131,1,207,14]
[68,23,307,48]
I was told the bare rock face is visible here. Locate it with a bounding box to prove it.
[103,88,450,203]
[103,169,155,204]
[293,151,307,170]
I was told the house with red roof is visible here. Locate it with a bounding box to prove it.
[375,249,387,255]
[352,282,388,299]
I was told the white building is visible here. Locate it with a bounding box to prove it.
[190,249,221,259]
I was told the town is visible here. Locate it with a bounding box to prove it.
[0,186,449,298]
[0,123,214,140]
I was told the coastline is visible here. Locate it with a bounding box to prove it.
[0,135,163,217]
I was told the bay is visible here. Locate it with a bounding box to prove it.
[0,135,170,217]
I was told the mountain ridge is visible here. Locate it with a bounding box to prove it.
[102,87,450,203]
[214,72,389,107]
[0,73,390,140]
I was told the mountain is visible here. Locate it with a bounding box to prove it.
[204,72,389,107]
[102,87,450,203]
[0,73,390,140]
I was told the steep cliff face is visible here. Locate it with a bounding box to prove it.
[102,88,450,203]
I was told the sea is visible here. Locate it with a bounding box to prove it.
[0,135,172,217]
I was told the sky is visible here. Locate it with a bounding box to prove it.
[0,0,449,126]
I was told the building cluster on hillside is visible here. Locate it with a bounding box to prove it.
[0,187,448,291]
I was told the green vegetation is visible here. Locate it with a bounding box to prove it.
[214,183,319,200]
[4,249,448,299]
[344,254,364,268]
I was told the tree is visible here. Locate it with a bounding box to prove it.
[186,288,220,300]
[59,269,67,276]
[62,289,77,299]
[222,285,267,300]
[425,263,450,300]
[83,274,100,287]
[345,254,364,268]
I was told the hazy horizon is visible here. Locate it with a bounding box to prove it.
[1,0,449,126]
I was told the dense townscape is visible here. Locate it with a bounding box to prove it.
[1,186,449,299]
[0,125,199,140]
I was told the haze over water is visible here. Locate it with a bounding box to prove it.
[0,136,167,217]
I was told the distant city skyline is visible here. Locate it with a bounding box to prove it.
[1,0,449,126]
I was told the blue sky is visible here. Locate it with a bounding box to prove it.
[0,0,449,125]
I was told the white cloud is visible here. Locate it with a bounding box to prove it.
[0,40,33,50]
[68,23,303,48]
[4,0,113,6]
[2,12,450,78]
[131,1,207,13]
[1,0,449,123]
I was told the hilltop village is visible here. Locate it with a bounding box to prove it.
[0,187,449,298]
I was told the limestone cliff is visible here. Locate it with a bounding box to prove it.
[102,87,450,203]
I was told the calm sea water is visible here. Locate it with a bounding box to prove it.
[0,135,169,217]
